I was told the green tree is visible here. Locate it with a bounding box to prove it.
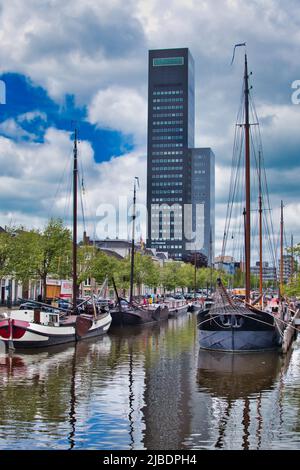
[8,219,72,300]
[0,230,12,278]
[160,262,182,293]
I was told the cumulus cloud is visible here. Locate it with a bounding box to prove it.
[0,118,35,141]
[88,86,147,144]
[18,110,47,123]
[0,0,300,252]
[0,128,147,240]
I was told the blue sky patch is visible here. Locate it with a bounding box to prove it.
[0,73,134,162]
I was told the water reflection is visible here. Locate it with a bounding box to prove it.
[195,349,291,449]
[0,315,299,450]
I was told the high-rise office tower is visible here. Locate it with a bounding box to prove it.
[147,48,214,263]
[147,48,194,260]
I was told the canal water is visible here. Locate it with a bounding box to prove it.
[0,313,299,450]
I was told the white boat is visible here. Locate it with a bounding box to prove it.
[0,307,111,350]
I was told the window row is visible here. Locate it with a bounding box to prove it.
[153,97,183,103]
[153,105,183,111]
[152,128,183,134]
[152,197,183,202]
[152,150,183,156]
[152,135,183,141]
[152,172,182,179]
[152,182,183,187]
[152,143,183,148]
[158,230,182,235]
[153,121,183,126]
[152,189,183,195]
[194,170,206,174]
[151,158,183,163]
[152,166,183,173]
[152,113,183,119]
[152,213,182,218]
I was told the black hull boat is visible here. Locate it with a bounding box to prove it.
[198,48,288,353]
[198,308,282,352]
[110,303,169,327]
[198,281,283,352]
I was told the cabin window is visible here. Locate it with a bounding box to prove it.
[48,314,59,324]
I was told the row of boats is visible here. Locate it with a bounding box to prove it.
[0,295,210,350]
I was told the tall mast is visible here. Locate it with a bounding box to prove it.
[72,129,78,314]
[244,53,251,303]
[291,234,294,281]
[210,226,213,293]
[194,252,197,296]
[258,150,263,307]
[280,200,284,298]
[129,177,138,304]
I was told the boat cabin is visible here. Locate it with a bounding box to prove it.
[10,309,60,327]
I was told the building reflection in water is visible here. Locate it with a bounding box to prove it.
[195,349,291,449]
[141,316,196,450]
[0,316,298,450]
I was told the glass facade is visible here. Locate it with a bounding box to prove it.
[188,148,215,262]
[147,48,195,260]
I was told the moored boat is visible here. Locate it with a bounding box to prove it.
[0,307,111,350]
[198,45,287,353]
[110,300,169,326]
[198,279,283,352]
[166,297,189,318]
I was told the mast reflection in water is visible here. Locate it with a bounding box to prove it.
[0,316,300,450]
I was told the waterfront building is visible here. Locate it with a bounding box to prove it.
[250,261,277,283]
[279,255,293,282]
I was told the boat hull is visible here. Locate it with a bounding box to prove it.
[198,310,282,352]
[198,328,281,352]
[0,314,112,350]
[168,304,189,318]
[188,303,203,313]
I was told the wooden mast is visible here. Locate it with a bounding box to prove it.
[72,129,78,314]
[291,234,294,281]
[209,226,213,293]
[194,252,197,296]
[129,177,138,304]
[258,150,263,308]
[244,53,251,303]
[280,200,284,298]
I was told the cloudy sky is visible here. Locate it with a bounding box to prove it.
[0,0,299,257]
